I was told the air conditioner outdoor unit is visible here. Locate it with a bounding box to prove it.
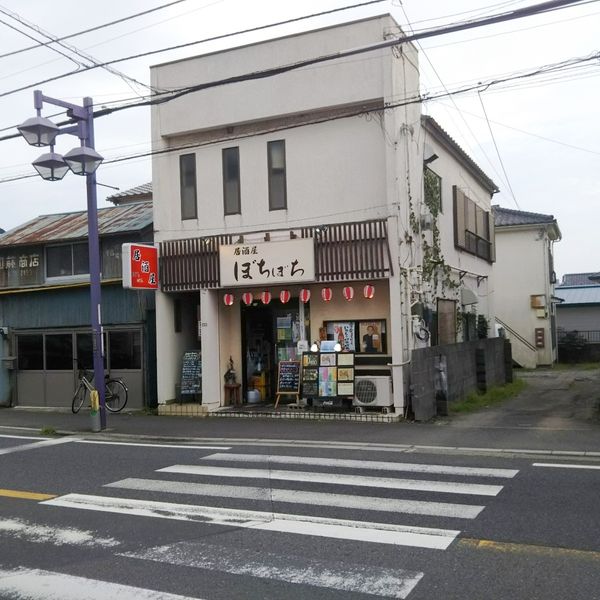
[353,376,393,408]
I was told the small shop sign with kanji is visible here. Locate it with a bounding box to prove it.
[220,238,315,287]
[122,243,158,289]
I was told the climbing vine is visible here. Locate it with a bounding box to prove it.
[419,168,460,297]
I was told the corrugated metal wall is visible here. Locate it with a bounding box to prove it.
[0,283,154,328]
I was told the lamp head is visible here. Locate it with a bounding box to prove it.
[63,145,103,175]
[18,116,59,147]
[32,150,69,181]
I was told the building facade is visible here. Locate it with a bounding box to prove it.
[493,206,561,367]
[151,15,498,413]
[0,200,156,408]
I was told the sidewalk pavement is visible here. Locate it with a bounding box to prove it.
[1,367,598,455]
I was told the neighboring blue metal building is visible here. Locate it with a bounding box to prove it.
[0,193,156,409]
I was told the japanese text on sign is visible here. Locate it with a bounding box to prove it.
[220,238,315,287]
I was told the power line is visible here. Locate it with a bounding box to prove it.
[435,100,600,156]
[0,0,387,100]
[0,0,588,102]
[0,4,154,95]
[2,46,599,184]
[0,0,191,60]
[477,90,520,209]
[397,2,509,192]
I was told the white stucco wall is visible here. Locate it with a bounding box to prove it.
[152,17,395,137]
[494,227,555,365]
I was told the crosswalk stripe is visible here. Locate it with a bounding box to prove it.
[42,493,460,549]
[0,516,118,547]
[0,567,202,599]
[106,477,485,519]
[202,452,519,478]
[122,539,424,599]
[157,465,504,496]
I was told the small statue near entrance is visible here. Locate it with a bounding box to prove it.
[224,356,237,385]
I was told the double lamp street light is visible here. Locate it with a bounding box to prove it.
[18,90,107,429]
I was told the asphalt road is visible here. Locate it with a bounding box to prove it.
[1,432,599,599]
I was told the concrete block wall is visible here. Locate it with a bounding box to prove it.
[410,338,510,420]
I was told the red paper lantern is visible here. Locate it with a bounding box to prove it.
[223,293,234,306]
[321,287,332,302]
[260,291,272,305]
[242,292,253,305]
[279,289,291,304]
[299,288,311,303]
[363,284,375,299]
[342,286,354,301]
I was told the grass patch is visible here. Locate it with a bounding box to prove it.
[450,379,526,414]
[40,426,58,436]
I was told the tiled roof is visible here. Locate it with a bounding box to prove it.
[559,272,600,286]
[106,182,152,203]
[555,286,600,305]
[421,115,499,195]
[0,201,153,247]
[493,205,556,227]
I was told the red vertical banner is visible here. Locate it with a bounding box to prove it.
[122,243,158,290]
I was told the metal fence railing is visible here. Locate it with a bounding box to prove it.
[557,329,600,344]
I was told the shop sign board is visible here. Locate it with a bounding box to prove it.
[219,239,315,287]
[180,350,202,395]
[122,243,158,289]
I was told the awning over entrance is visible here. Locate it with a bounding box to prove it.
[159,219,392,292]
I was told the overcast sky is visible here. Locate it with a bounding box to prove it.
[0,0,598,279]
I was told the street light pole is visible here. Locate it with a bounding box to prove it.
[18,90,106,429]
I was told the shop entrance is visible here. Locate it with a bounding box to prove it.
[241,299,304,404]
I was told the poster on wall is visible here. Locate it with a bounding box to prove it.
[301,352,355,399]
[328,322,356,352]
[359,320,385,354]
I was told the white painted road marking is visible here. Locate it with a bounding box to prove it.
[42,493,460,549]
[77,440,231,450]
[0,517,118,547]
[0,434,50,441]
[0,567,202,599]
[106,477,485,519]
[158,464,504,496]
[533,462,600,470]
[0,436,74,456]
[122,540,424,599]
[203,452,519,478]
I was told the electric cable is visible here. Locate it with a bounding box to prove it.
[0,0,589,101]
[0,0,192,60]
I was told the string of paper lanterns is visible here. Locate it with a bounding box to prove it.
[223,284,375,306]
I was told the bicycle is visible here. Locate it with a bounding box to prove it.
[72,360,128,414]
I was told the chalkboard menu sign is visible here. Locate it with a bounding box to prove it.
[180,350,202,395]
[277,360,301,394]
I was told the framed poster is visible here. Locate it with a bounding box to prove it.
[320,353,336,366]
[325,321,356,352]
[338,382,354,395]
[337,367,354,381]
[358,320,386,354]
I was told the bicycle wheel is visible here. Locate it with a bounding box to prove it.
[104,379,128,413]
[71,384,88,414]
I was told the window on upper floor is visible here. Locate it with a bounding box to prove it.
[46,242,89,278]
[179,153,197,220]
[268,140,287,211]
[424,167,442,214]
[453,186,495,262]
[222,147,241,215]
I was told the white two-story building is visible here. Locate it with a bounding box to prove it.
[150,14,498,413]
